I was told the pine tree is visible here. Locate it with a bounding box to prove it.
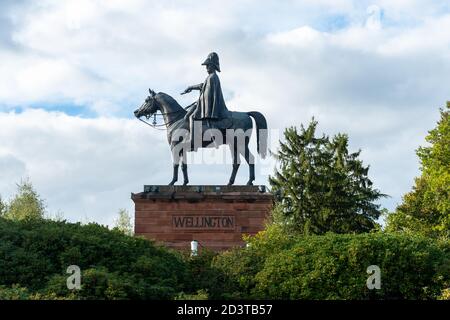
[3,179,45,221]
[387,102,450,239]
[269,119,385,235]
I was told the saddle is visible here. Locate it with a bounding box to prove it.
[184,104,233,130]
[181,106,234,150]
[205,116,233,130]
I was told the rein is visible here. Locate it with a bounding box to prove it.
[138,117,165,130]
[138,109,184,131]
[153,109,184,117]
[137,98,194,131]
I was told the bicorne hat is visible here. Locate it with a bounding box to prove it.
[201,52,220,72]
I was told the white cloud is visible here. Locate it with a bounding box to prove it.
[0,109,168,225]
[0,152,27,198]
[378,15,450,55]
[0,109,271,225]
[0,0,449,222]
[366,5,382,30]
[267,26,325,47]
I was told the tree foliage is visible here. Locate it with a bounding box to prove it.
[0,217,448,300]
[2,179,45,221]
[113,208,134,236]
[0,217,188,299]
[387,102,450,239]
[0,195,6,217]
[269,119,385,235]
[213,226,450,300]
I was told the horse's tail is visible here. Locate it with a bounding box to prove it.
[247,111,268,159]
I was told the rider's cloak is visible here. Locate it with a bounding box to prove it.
[194,72,228,120]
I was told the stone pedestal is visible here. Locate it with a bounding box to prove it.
[132,185,273,251]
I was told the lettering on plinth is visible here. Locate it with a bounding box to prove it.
[172,215,235,230]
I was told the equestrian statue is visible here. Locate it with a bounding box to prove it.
[134,52,267,186]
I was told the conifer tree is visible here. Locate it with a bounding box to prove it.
[269,119,385,235]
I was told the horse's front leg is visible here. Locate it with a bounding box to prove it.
[169,145,180,185]
[181,150,189,186]
[168,164,179,186]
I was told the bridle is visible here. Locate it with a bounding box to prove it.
[137,99,185,130]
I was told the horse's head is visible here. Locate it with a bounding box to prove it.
[134,88,159,118]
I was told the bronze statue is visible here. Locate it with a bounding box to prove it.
[183,52,228,118]
[182,52,230,147]
[134,53,267,186]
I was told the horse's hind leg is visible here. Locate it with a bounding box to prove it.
[243,137,255,186]
[228,164,240,186]
[181,163,188,185]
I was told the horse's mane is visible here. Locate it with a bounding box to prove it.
[156,92,183,110]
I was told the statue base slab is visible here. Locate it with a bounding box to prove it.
[131,185,273,251]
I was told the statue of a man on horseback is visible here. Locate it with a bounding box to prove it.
[134,53,268,186]
[182,52,230,148]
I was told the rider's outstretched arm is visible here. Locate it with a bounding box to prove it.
[188,83,203,91]
[182,83,203,95]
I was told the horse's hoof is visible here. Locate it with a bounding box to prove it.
[168,181,176,186]
[246,181,254,186]
[183,180,189,186]
[227,181,234,186]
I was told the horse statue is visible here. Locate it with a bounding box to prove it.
[134,89,267,186]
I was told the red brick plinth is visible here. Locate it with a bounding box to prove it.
[132,185,273,251]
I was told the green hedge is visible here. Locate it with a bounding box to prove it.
[0,217,188,299]
[1,218,448,300]
[213,225,450,299]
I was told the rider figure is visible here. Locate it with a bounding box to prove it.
[182,52,229,147]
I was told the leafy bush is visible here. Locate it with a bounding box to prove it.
[0,217,187,299]
[175,289,209,300]
[0,285,32,300]
[1,217,447,300]
[439,288,450,300]
[214,226,450,299]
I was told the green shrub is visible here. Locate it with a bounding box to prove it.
[1,216,448,300]
[439,288,450,300]
[0,285,32,300]
[175,289,209,300]
[0,217,187,299]
[214,227,449,299]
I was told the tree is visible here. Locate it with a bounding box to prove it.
[387,102,450,239]
[0,195,6,217]
[3,179,45,221]
[269,119,385,235]
[113,208,134,236]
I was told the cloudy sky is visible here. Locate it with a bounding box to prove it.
[0,0,449,226]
